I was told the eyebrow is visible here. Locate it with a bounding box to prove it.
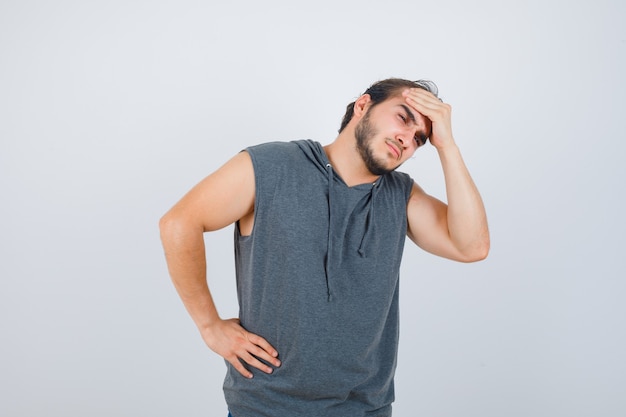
[399,104,417,124]
[399,104,429,144]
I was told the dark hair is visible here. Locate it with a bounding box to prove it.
[338,78,439,133]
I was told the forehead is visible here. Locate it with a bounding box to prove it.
[377,95,431,131]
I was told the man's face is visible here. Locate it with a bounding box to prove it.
[355,94,431,175]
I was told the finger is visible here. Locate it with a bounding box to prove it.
[405,87,440,102]
[406,93,446,112]
[227,356,254,379]
[404,89,446,110]
[406,97,451,123]
[240,351,275,374]
[247,332,279,358]
[247,341,282,368]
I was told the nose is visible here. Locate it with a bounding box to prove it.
[395,129,413,148]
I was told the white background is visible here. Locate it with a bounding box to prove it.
[1,0,625,416]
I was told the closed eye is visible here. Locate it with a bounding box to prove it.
[398,106,426,147]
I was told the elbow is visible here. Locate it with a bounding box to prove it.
[159,209,204,245]
[159,210,186,244]
[471,241,490,262]
[458,237,490,263]
[159,211,174,239]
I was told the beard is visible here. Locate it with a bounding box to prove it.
[354,110,394,176]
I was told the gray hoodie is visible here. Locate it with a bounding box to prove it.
[224,140,414,417]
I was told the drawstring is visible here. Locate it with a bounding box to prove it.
[325,163,333,301]
[324,163,381,300]
[357,182,378,257]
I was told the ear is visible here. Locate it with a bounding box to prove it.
[353,94,372,118]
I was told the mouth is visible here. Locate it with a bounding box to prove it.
[386,140,401,160]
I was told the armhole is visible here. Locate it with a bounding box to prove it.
[405,173,415,203]
[236,149,258,238]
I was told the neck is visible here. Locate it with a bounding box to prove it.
[324,130,380,187]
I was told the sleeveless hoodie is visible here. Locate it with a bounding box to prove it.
[224,140,414,417]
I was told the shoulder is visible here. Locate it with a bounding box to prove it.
[247,140,298,152]
[246,140,324,173]
[382,170,414,199]
[160,150,256,232]
[247,140,316,158]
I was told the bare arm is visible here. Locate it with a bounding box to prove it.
[159,151,280,377]
[403,88,490,262]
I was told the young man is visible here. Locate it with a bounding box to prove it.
[160,78,490,416]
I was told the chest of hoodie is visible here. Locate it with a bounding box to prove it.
[244,141,410,303]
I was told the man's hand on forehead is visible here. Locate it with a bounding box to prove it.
[402,88,454,150]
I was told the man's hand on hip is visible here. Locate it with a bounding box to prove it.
[201,318,281,379]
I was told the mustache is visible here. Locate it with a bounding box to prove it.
[385,138,402,159]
